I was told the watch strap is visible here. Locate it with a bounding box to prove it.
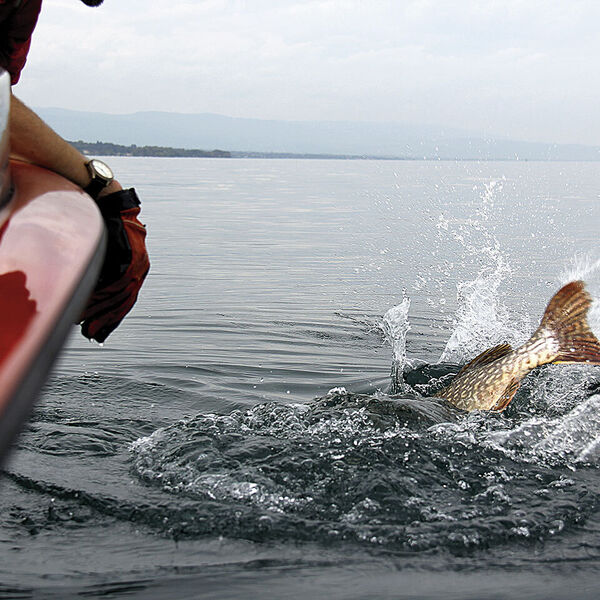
[83,178,107,200]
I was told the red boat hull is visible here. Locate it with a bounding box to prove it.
[0,160,105,458]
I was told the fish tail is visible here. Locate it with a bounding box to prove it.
[539,280,600,365]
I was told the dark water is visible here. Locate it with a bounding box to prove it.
[1,159,600,599]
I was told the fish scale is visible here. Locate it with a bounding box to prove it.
[435,281,600,411]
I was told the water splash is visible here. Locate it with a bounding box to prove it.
[559,253,600,286]
[415,179,507,313]
[416,178,534,364]
[473,388,600,468]
[439,252,530,364]
[126,170,600,552]
[381,294,411,393]
[129,386,598,550]
[560,254,600,336]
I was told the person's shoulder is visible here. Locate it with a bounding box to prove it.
[16,0,43,14]
[7,0,42,36]
[11,0,42,20]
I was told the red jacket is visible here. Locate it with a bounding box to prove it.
[0,0,42,84]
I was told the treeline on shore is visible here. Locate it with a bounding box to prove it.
[71,139,412,160]
[70,140,231,158]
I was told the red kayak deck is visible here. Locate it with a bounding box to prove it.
[0,160,105,459]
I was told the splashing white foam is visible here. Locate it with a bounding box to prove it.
[381,295,411,393]
[382,295,411,368]
[439,252,531,364]
[424,178,535,364]
[559,253,600,286]
[559,253,600,337]
[477,390,600,467]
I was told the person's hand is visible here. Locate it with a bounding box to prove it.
[80,187,150,342]
[97,178,123,198]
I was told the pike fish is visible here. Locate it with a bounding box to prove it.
[435,280,600,411]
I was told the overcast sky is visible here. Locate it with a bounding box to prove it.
[15,0,600,145]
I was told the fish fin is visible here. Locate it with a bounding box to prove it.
[492,378,520,411]
[456,343,513,377]
[539,280,600,365]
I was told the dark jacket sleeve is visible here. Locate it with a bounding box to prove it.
[0,0,42,84]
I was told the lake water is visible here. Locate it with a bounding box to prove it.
[1,158,600,599]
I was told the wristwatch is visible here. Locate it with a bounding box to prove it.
[83,159,114,199]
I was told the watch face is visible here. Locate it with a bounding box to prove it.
[90,159,114,180]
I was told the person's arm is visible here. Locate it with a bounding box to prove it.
[9,93,121,196]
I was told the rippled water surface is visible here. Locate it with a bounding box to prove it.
[2,159,600,599]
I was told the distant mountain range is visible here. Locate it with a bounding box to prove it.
[37,107,600,161]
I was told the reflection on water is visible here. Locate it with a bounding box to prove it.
[0,270,37,364]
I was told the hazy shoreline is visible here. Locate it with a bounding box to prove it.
[71,140,600,162]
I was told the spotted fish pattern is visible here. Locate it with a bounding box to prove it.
[435,281,600,411]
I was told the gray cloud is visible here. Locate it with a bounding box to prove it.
[16,0,600,145]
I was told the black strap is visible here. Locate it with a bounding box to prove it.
[94,188,141,217]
